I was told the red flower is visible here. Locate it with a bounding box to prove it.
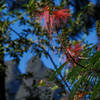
[67,43,82,57]
[66,43,83,67]
[97,44,100,51]
[52,9,70,27]
[39,10,50,31]
[38,6,70,35]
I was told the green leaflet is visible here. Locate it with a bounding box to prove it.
[49,62,67,81]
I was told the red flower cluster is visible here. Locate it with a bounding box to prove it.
[66,43,83,67]
[97,44,100,51]
[39,6,70,35]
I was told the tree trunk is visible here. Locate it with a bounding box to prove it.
[0,67,6,100]
[0,35,6,100]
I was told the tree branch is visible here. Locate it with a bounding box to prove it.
[9,27,23,38]
[39,46,71,92]
[67,52,85,68]
[9,27,71,92]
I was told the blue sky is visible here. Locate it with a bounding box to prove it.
[5,0,98,73]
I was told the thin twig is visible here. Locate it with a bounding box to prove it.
[40,46,71,92]
[66,51,100,73]
[66,52,85,68]
[9,27,23,38]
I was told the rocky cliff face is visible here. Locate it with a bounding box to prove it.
[15,56,55,100]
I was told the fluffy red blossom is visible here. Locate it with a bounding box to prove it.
[66,43,83,67]
[52,9,70,26]
[97,44,100,51]
[66,43,82,57]
[38,6,70,35]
